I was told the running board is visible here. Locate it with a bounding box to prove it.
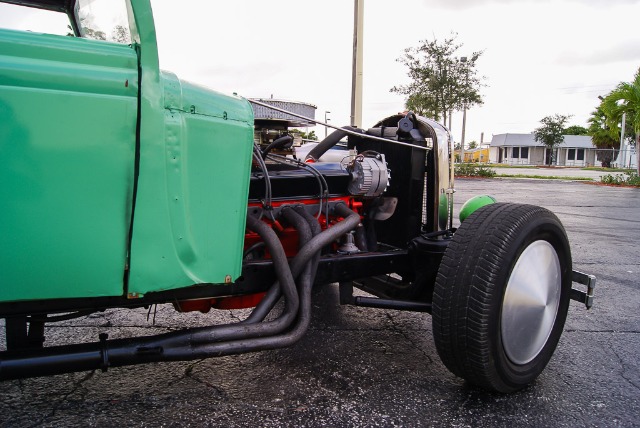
[571,270,596,309]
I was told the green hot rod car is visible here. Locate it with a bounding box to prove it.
[0,0,594,393]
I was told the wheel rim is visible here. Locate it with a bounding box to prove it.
[501,240,562,365]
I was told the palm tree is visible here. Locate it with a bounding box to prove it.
[601,68,640,173]
[588,106,619,167]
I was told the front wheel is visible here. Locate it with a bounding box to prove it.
[432,203,572,393]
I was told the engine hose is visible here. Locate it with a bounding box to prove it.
[290,206,320,325]
[156,203,359,358]
[165,257,319,360]
[305,126,359,162]
[261,135,293,158]
[289,203,359,277]
[163,209,337,360]
[185,212,307,344]
[107,214,303,348]
[130,204,358,360]
[241,203,352,324]
[0,205,361,380]
[241,282,280,325]
[240,206,313,325]
[294,205,322,237]
[294,205,322,282]
[242,205,318,325]
[243,241,265,259]
[290,210,318,290]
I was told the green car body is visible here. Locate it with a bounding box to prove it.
[0,0,254,302]
[0,0,596,393]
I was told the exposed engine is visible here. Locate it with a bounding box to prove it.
[176,111,451,313]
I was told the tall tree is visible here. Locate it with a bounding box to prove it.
[391,34,484,125]
[290,129,318,141]
[601,67,640,174]
[564,125,589,135]
[534,114,571,165]
[588,106,619,167]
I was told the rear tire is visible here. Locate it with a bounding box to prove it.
[432,203,572,393]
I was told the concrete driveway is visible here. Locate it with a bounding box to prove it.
[1,178,639,427]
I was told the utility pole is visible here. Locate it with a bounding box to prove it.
[619,112,626,168]
[460,57,468,163]
[324,111,331,138]
[350,0,364,128]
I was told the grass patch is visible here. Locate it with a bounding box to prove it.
[583,167,634,173]
[487,164,537,169]
[496,174,593,181]
[600,172,640,187]
[455,163,496,177]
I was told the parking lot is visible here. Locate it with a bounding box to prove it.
[1,177,639,427]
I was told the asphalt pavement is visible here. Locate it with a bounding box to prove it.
[1,177,639,427]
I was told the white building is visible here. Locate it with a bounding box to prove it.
[612,141,638,169]
[489,133,597,167]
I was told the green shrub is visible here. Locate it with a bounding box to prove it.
[600,172,640,187]
[455,163,496,178]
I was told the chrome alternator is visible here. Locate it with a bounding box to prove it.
[346,154,389,198]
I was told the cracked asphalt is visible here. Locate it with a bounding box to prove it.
[1,177,639,427]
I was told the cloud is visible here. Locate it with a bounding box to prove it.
[555,39,640,66]
[424,0,637,10]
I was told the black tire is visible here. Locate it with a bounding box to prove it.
[432,203,572,393]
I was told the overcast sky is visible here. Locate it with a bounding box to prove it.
[149,0,640,145]
[2,0,640,145]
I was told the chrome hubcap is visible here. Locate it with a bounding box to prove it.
[501,240,561,365]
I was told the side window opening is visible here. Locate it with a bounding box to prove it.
[0,1,131,44]
[75,0,131,45]
[75,0,131,44]
[0,3,71,36]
